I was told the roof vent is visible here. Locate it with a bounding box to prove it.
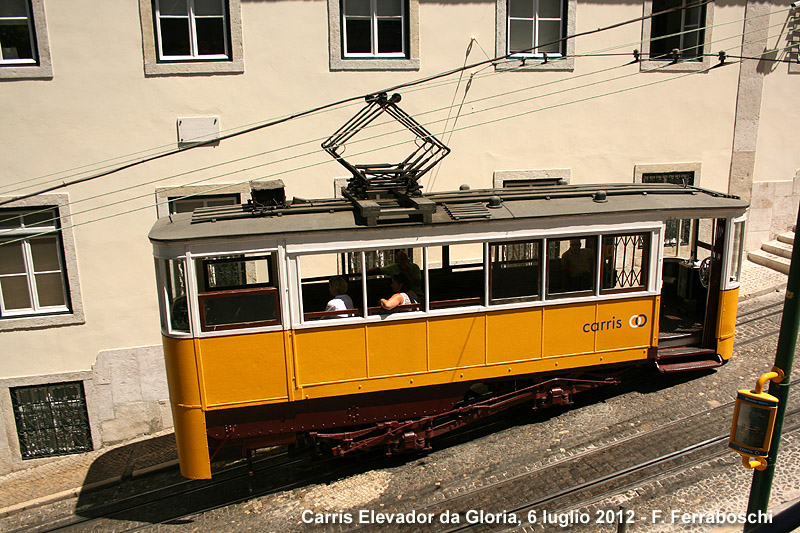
[593,190,608,203]
[488,195,503,208]
[250,180,286,208]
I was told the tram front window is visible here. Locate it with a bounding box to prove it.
[158,258,189,333]
[195,254,280,331]
[547,237,597,297]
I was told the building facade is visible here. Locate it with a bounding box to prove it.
[0,0,797,472]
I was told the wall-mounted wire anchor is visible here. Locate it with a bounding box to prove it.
[671,48,681,63]
[542,52,548,63]
[718,50,727,64]
[633,49,640,62]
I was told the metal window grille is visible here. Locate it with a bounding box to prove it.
[603,234,647,289]
[641,171,694,187]
[11,381,93,459]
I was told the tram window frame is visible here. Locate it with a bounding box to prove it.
[489,239,542,305]
[365,247,425,315]
[600,233,650,295]
[156,257,190,334]
[729,218,745,284]
[426,243,485,311]
[546,236,598,299]
[194,253,281,332]
[298,251,362,322]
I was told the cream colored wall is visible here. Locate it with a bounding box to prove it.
[0,0,791,384]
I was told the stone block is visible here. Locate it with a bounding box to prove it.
[108,349,143,404]
[747,207,772,232]
[158,400,174,428]
[92,383,115,422]
[100,402,152,445]
[745,230,770,252]
[138,346,168,401]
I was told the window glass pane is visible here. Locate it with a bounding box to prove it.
[0,23,33,61]
[159,18,191,56]
[29,236,61,272]
[547,237,596,296]
[428,243,484,310]
[1,275,31,310]
[344,0,371,16]
[165,259,189,332]
[538,20,562,53]
[684,4,702,27]
[195,17,226,55]
[0,211,23,229]
[201,290,278,329]
[170,195,239,214]
[538,0,562,19]
[490,241,541,304]
[0,0,28,17]
[730,221,744,283]
[35,272,66,307]
[602,234,648,291]
[366,248,423,314]
[158,0,189,15]
[377,19,402,54]
[299,252,360,320]
[376,0,402,16]
[0,239,26,275]
[199,255,272,291]
[508,0,534,19]
[345,19,372,53]
[194,0,224,16]
[23,209,57,228]
[509,19,533,54]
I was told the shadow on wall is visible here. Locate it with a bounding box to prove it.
[746,170,800,252]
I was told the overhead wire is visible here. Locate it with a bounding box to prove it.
[0,9,792,238]
[0,0,718,206]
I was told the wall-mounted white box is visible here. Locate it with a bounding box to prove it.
[177,117,220,146]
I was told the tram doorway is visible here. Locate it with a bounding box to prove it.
[658,217,724,348]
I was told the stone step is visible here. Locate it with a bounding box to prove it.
[762,240,793,259]
[748,249,791,275]
[777,231,795,245]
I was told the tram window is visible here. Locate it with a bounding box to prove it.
[547,237,597,297]
[601,234,649,293]
[696,218,715,262]
[298,252,361,321]
[159,258,189,333]
[195,254,280,331]
[428,243,484,309]
[490,240,541,304]
[365,247,424,314]
[730,220,745,283]
[663,218,693,259]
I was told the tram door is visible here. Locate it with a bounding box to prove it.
[659,217,725,347]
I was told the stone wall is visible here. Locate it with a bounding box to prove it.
[746,170,800,252]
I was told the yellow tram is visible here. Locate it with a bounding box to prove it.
[150,181,746,479]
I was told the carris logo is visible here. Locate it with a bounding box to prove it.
[629,314,648,328]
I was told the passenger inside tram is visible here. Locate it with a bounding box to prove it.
[367,249,422,296]
[324,276,354,317]
[560,238,595,292]
[379,273,420,311]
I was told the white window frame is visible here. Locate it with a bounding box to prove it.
[153,0,229,62]
[0,212,68,317]
[139,0,243,76]
[506,0,565,58]
[342,0,406,58]
[0,0,52,80]
[0,195,84,331]
[495,0,575,72]
[639,0,713,72]
[328,0,419,71]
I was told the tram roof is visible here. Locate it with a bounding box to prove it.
[148,183,748,243]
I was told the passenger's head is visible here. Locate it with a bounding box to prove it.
[569,239,582,249]
[391,273,409,292]
[395,250,409,266]
[329,276,348,296]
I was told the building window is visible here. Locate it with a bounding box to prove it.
[640,0,712,72]
[507,0,566,57]
[495,0,575,71]
[0,0,37,65]
[0,0,52,79]
[328,0,419,70]
[11,381,93,459]
[649,0,706,61]
[168,193,239,214]
[140,0,243,76]
[0,207,70,318]
[342,0,406,58]
[154,0,229,61]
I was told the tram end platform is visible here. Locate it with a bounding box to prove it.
[0,260,789,521]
